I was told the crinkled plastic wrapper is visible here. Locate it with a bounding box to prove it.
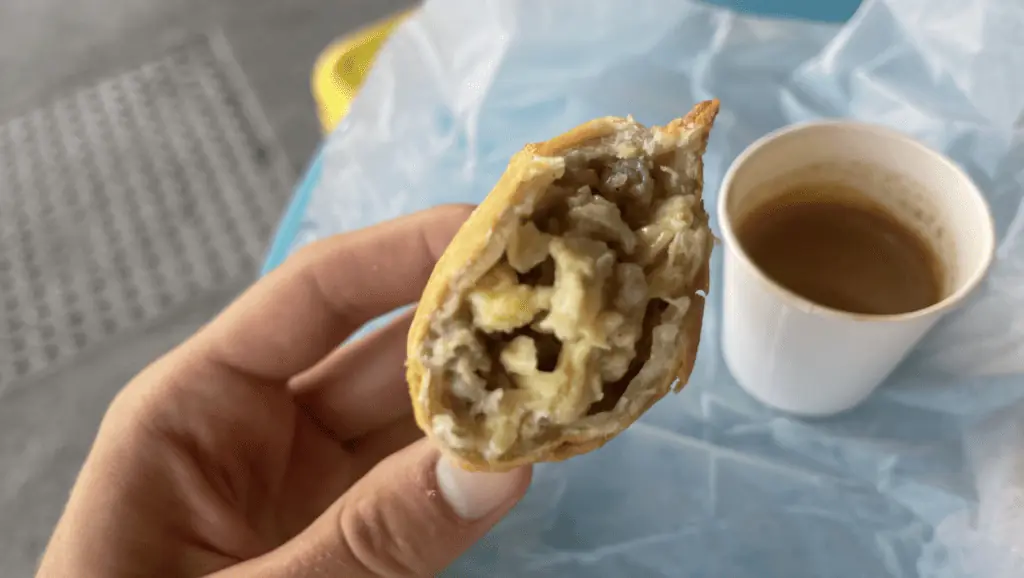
[291,0,1024,575]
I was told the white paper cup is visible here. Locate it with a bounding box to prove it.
[717,121,996,417]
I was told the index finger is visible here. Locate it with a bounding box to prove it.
[189,204,473,382]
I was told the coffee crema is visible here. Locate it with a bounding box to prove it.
[735,182,945,316]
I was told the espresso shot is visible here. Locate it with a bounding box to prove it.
[735,181,945,316]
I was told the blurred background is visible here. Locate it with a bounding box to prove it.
[0,0,414,572]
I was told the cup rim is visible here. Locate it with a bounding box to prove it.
[716,119,997,323]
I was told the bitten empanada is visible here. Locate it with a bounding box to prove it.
[407,100,719,471]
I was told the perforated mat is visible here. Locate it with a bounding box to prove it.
[0,35,294,390]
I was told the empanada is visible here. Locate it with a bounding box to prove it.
[407,100,719,472]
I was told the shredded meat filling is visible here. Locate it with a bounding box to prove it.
[430,149,708,458]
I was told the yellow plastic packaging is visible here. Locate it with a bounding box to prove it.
[311,10,413,134]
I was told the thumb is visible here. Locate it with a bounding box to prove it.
[221,438,531,577]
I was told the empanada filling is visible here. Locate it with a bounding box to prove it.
[423,137,710,460]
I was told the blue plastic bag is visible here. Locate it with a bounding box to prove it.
[283,0,1024,575]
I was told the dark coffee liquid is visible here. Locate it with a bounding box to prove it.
[736,183,944,315]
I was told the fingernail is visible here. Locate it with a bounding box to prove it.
[435,455,528,521]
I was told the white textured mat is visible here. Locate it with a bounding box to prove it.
[0,34,293,393]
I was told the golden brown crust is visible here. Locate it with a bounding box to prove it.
[407,100,720,472]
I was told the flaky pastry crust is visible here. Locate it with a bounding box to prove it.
[407,100,719,472]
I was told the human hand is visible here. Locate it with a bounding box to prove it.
[37,205,532,578]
